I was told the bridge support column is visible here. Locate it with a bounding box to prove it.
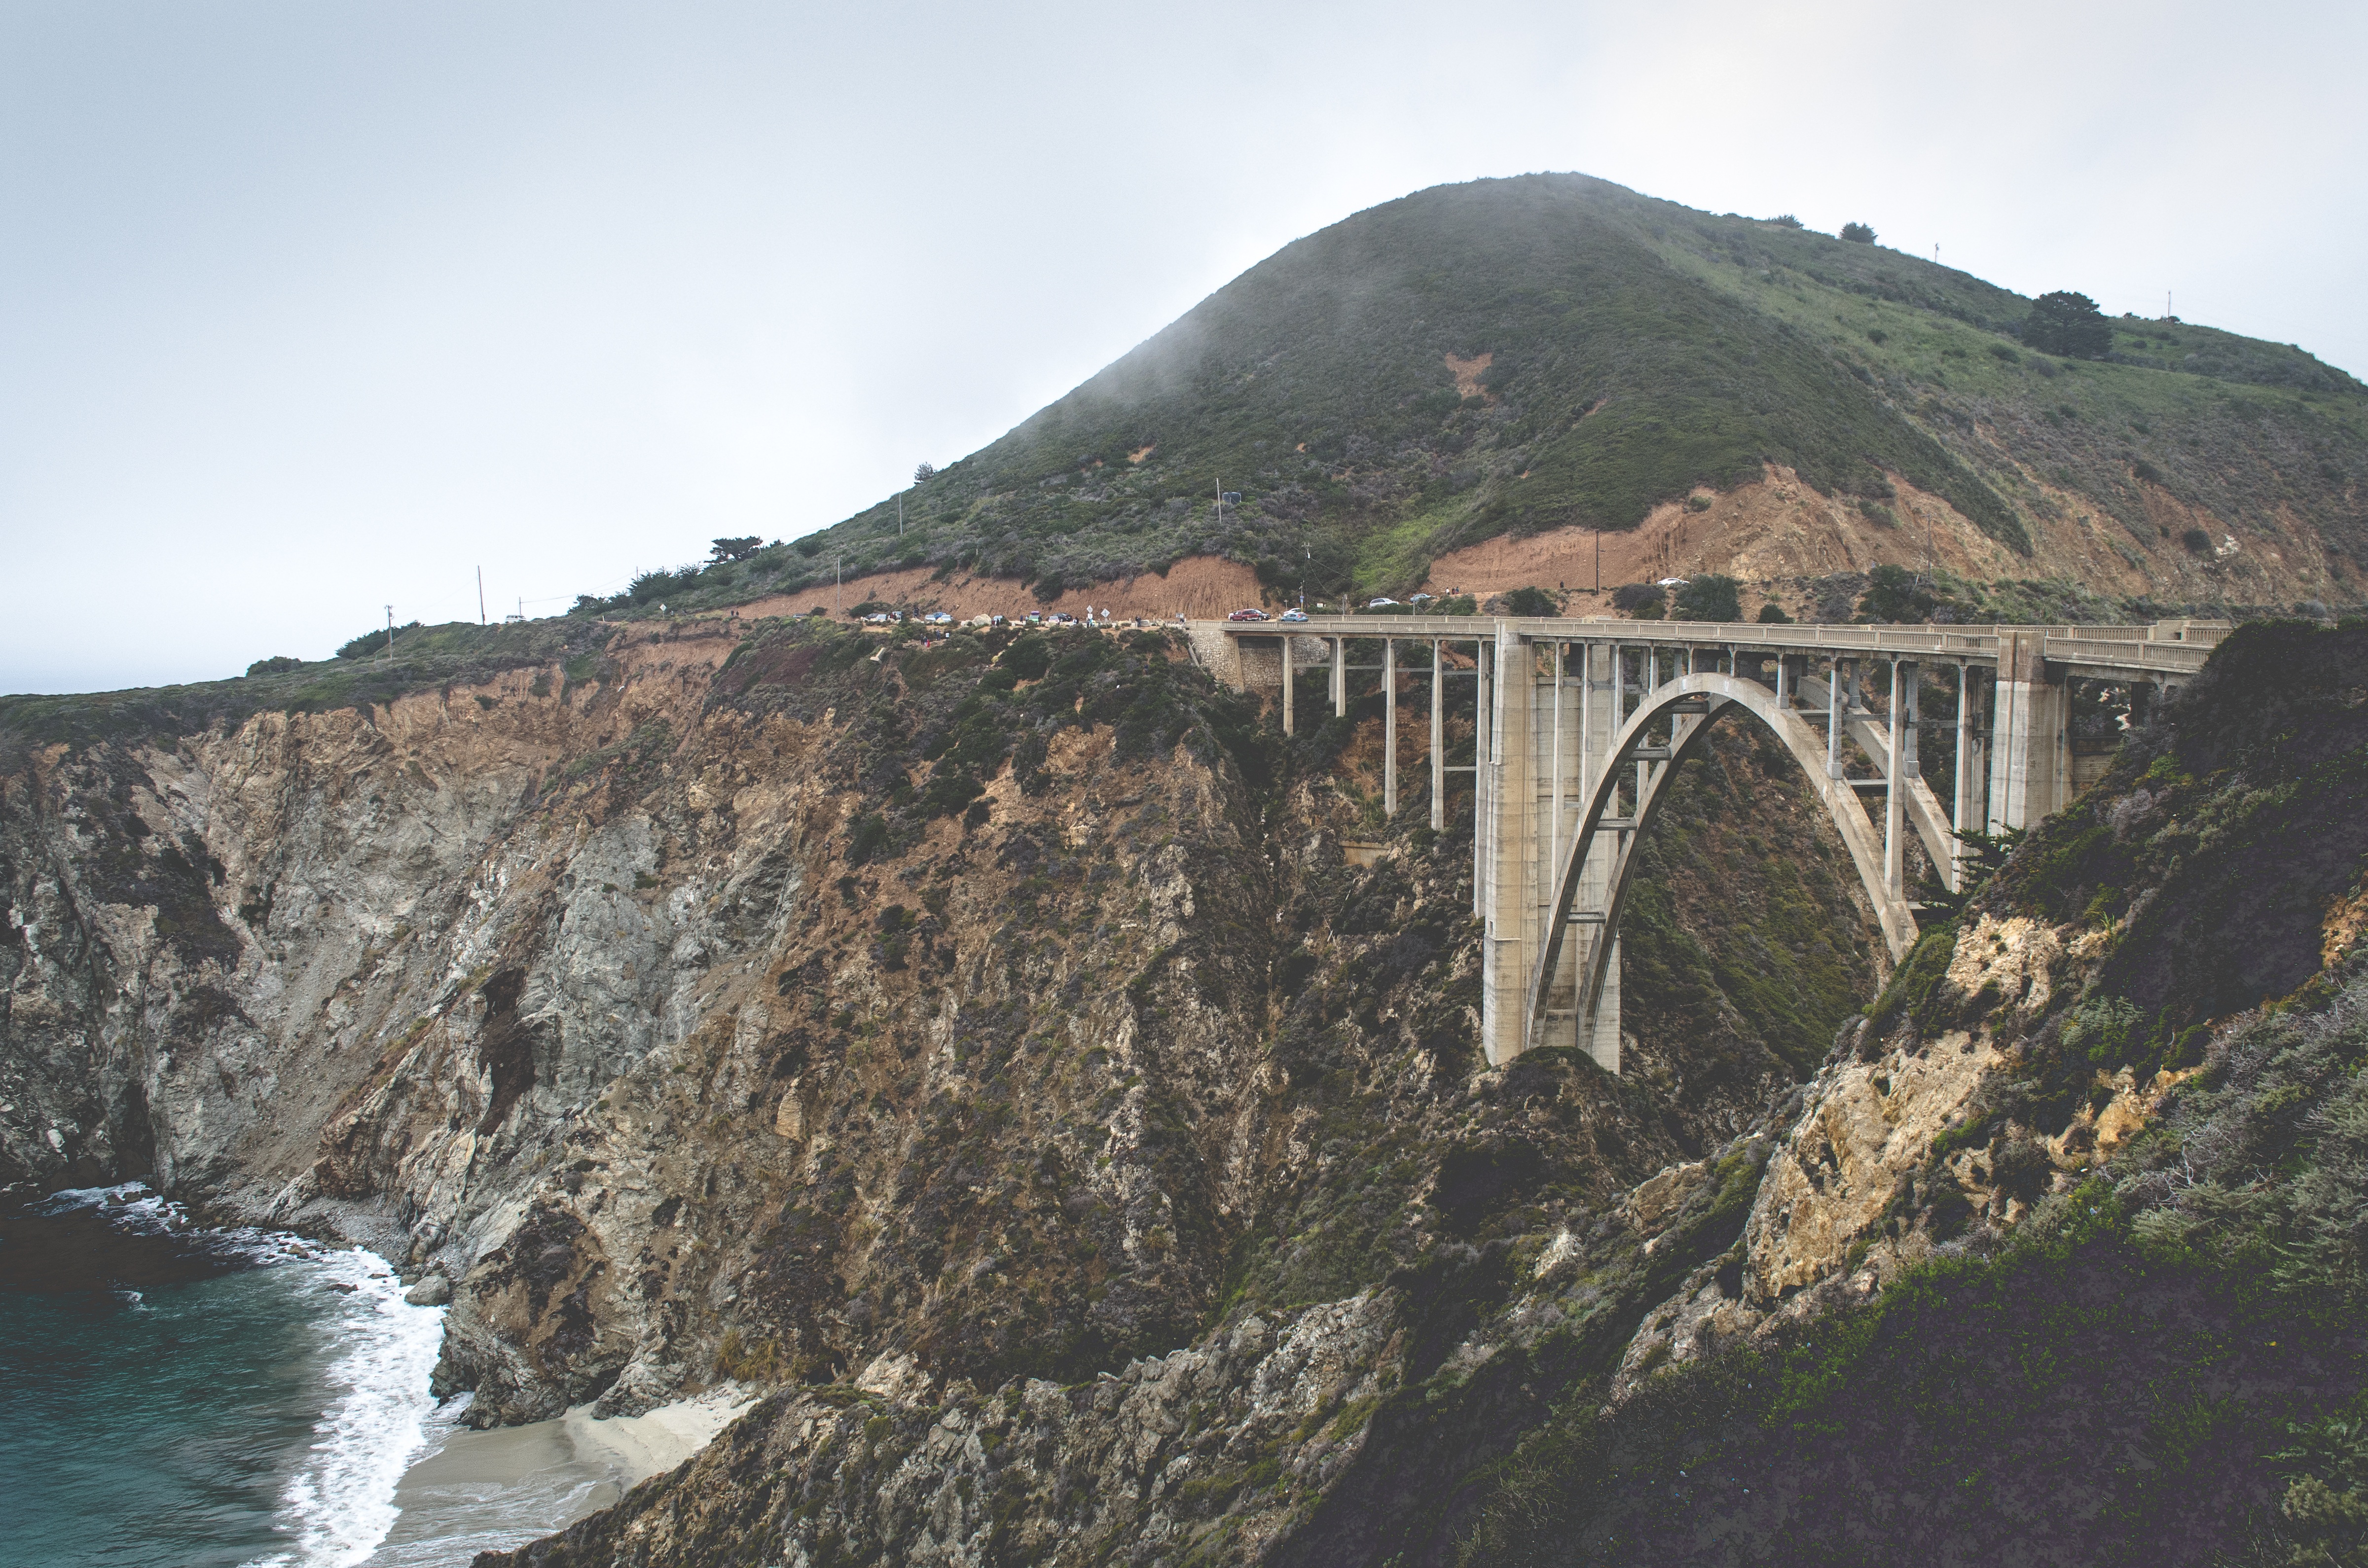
[1988,631,2071,830]
[1885,661,1917,897]
[1480,623,1534,1068]
[1282,637,1295,736]
[1576,641,1620,1073]
[1383,639,1398,818]
[1951,663,1976,889]
[1331,637,1346,718]
[1429,640,1444,831]
[1473,636,1492,920]
[1828,658,1848,778]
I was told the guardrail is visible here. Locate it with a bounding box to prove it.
[1215,616,2223,679]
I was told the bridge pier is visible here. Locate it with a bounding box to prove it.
[1282,636,1295,736]
[1988,630,2071,829]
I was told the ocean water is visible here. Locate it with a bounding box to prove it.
[0,1184,446,1568]
[1,1184,713,1568]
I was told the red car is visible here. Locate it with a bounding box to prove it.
[1227,607,1271,622]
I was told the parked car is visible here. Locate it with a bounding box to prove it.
[924,611,954,626]
[1048,612,1078,627]
[1366,597,1400,610]
[1025,612,1043,625]
[1279,608,1310,623]
[1227,607,1271,622]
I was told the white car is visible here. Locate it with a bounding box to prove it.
[924,612,954,625]
[1366,597,1400,609]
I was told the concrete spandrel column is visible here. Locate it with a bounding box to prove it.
[1383,638,1397,818]
[1473,637,1492,920]
[1479,623,1533,1067]
[1828,658,1847,779]
[1885,660,1915,897]
[1580,640,1621,1073]
[1951,663,1974,891]
[1332,636,1346,717]
[1282,636,1295,736]
[1429,639,1445,832]
[1549,642,1565,878]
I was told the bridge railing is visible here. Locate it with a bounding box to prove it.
[1219,616,2222,681]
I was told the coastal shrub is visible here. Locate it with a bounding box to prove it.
[1672,574,1741,622]
[1840,220,1876,244]
[1757,602,1794,623]
[1499,585,1558,617]
[1002,636,1053,680]
[336,622,421,660]
[1859,564,1939,622]
[245,656,302,677]
[1612,583,1666,617]
[2023,290,2113,359]
[629,568,693,605]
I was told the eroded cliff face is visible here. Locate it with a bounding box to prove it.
[5,611,1903,1567]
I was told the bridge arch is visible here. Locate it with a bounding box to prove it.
[1523,671,1920,1059]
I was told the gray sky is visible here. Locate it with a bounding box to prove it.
[5,0,2360,694]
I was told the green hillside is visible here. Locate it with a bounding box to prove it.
[613,173,2368,608]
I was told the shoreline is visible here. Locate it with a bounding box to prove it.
[364,1386,753,1566]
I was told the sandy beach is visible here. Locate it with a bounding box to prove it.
[363,1387,753,1566]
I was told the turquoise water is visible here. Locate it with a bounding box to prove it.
[0,1187,447,1568]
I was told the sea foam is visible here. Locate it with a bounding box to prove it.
[245,1248,448,1568]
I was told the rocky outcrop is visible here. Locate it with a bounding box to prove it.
[501,1291,1404,1568]
[2,609,1896,1563]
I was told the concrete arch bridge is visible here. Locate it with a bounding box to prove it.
[1202,614,2226,1072]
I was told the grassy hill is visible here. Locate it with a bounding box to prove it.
[603,172,2367,611]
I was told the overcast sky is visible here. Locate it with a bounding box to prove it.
[4,0,2360,693]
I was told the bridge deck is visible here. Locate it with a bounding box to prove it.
[1215,615,2223,681]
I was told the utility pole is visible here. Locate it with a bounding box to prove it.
[383,605,394,662]
[834,556,842,617]
[477,567,486,625]
[1594,531,1602,592]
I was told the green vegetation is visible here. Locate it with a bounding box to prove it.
[533,175,2362,622]
[1670,574,1740,622]
[1443,623,2368,1565]
[2024,288,2113,359]
[337,621,419,659]
[1,615,602,756]
[1611,582,1666,618]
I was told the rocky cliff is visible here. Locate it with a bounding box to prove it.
[83,606,2358,1563]
[481,622,2368,1568]
[4,611,1885,1459]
